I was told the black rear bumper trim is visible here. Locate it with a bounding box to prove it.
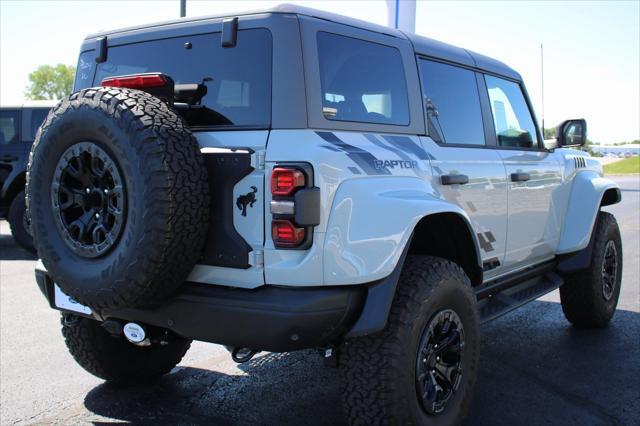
[36,270,366,352]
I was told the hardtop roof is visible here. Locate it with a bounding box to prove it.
[84,3,520,81]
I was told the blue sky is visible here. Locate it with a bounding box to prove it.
[1,0,638,143]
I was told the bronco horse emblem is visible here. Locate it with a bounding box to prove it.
[236,186,258,216]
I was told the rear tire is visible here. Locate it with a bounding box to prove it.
[340,256,480,425]
[61,314,191,384]
[8,190,35,253]
[560,211,623,327]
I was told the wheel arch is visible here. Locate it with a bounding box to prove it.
[407,212,483,286]
[337,180,483,338]
[323,176,483,286]
[557,172,621,255]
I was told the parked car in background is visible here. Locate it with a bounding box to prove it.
[1,102,55,252]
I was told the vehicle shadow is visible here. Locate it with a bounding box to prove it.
[82,301,639,425]
[0,232,37,261]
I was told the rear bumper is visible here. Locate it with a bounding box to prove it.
[35,268,365,352]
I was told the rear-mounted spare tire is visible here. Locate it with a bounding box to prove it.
[27,87,209,310]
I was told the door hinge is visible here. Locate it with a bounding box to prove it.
[253,250,264,268]
[253,151,266,170]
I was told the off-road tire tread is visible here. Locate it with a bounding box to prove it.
[340,256,479,425]
[560,211,622,327]
[27,87,209,310]
[8,190,35,253]
[61,314,191,384]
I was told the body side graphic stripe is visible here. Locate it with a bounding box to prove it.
[316,131,390,175]
[383,135,431,160]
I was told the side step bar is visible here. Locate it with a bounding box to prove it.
[476,262,564,324]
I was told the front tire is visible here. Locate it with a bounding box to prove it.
[8,190,35,253]
[560,211,623,327]
[61,314,191,384]
[340,256,480,425]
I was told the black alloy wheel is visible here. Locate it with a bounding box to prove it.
[51,142,125,258]
[415,308,465,415]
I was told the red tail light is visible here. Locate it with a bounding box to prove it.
[271,167,305,196]
[101,74,168,89]
[272,220,305,247]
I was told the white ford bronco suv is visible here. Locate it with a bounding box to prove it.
[29,5,622,425]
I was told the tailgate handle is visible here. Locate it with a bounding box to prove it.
[511,172,530,182]
[441,174,469,185]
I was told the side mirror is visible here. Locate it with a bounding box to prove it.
[556,119,587,147]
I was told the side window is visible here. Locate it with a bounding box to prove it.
[419,59,485,145]
[30,109,50,140]
[0,110,20,145]
[317,32,409,125]
[485,75,539,149]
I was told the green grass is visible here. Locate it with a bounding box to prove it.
[603,156,640,174]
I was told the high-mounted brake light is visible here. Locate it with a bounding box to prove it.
[101,74,167,89]
[272,220,306,247]
[271,167,305,196]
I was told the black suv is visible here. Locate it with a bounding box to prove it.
[1,103,54,252]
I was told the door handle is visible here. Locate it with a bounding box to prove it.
[0,155,18,162]
[511,172,530,182]
[441,174,469,185]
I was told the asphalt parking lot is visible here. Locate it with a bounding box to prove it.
[1,175,638,425]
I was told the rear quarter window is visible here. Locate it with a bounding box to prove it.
[317,32,409,126]
[74,50,96,91]
[93,29,272,129]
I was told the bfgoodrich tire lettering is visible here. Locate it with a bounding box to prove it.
[27,87,209,310]
[340,256,480,425]
[560,211,623,327]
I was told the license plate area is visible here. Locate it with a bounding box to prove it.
[53,284,92,315]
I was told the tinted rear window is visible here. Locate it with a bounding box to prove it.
[93,29,272,128]
[317,32,409,126]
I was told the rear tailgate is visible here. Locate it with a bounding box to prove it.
[76,24,274,288]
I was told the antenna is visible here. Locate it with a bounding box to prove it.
[180,0,186,18]
[541,43,545,135]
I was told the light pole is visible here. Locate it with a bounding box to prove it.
[180,0,186,18]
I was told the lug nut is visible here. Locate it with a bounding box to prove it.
[95,213,100,219]
[103,189,109,194]
[85,188,91,194]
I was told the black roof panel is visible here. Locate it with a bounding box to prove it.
[406,32,521,81]
[83,3,521,82]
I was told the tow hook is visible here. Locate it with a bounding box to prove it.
[231,347,258,363]
[122,322,151,346]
